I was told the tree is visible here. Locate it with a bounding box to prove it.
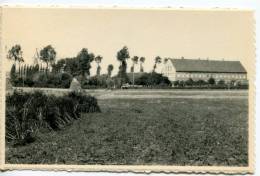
[107,64,114,77]
[20,65,24,78]
[153,56,162,72]
[77,48,95,79]
[52,59,66,73]
[23,64,27,78]
[95,55,103,76]
[7,44,24,67]
[10,64,16,85]
[117,46,130,84]
[34,64,40,73]
[61,57,79,76]
[60,72,73,88]
[130,56,139,72]
[139,57,145,72]
[130,56,139,85]
[7,45,24,76]
[164,58,169,64]
[208,77,215,85]
[39,45,56,72]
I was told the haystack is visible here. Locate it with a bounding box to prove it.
[69,77,82,92]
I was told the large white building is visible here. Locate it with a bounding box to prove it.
[162,58,247,84]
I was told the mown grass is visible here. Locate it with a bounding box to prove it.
[6,96,248,166]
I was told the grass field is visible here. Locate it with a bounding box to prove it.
[6,90,248,166]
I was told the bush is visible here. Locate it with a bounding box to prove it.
[185,78,194,86]
[60,73,73,88]
[217,79,225,85]
[135,72,171,87]
[6,91,48,145]
[208,77,215,85]
[13,71,73,89]
[68,91,101,113]
[6,90,101,145]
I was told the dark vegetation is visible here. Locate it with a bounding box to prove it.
[10,64,73,88]
[172,78,248,89]
[6,91,248,166]
[6,90,100,146]
[7,44,247,90]
[7,44,173,89]
[134,72,171,87]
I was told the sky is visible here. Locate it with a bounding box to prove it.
[2,7,254,76]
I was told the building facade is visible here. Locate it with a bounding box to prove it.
[162,58,247,84]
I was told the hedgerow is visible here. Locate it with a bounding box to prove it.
[6,90,100,145]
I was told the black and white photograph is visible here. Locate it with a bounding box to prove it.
[0,7,255,173]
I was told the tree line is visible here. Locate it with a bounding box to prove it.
[7,44,171,88]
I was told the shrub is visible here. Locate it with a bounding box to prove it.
[6,106,40,145]
[217,79,225,85]
[196,79,206,86]
[68,91,101,113]
[185,78,194,86]
[60,73,73,88]
[6,90,101,145]
[34,73,48,87]
[208,77,216,85]
[135,72,171,87]
[13,70,73,89]
[172,80,178,87]
[6,91,48,145]
[24,77,34,87]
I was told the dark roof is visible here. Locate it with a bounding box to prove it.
[170,59,247,73]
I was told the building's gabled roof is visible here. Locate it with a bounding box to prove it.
[170,58,247,73]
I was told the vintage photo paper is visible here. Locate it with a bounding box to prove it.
[0,7,255,173]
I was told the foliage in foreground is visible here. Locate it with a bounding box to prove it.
[6,90,100,145]
[6,92,248,166]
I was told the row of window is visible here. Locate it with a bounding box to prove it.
[176,73,246,79]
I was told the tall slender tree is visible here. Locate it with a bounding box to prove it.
[10,64,16,85]
[117,46,130,84]
[107,64,114,77]
[39,45,57,73]
[153,56,162,72]
[23,64,27,78]
[77,48,95,79]
[130,56,139,73]
[131,56,139,85]
[20,65,24,78]
[139,57,145,72]
[95,55,103,76]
